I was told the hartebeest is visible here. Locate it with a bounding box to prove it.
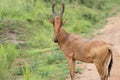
[49,3,113,80]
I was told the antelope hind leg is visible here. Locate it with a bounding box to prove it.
[95,63,105,80]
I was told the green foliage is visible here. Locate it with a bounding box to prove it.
[19,50,68,80]
[22,64,31,80]
[78,0,106,9]
[0,44,18,80]
[0,0,116,48]
[46,51,65,64]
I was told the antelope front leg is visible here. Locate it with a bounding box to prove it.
[67,58,75,80]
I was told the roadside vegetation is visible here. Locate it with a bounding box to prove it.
[0,0,120,80]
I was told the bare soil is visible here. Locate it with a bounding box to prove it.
[66,13,120,80]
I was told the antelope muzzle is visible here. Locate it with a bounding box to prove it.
[54,37,58,43]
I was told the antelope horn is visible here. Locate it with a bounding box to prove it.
[60,3,65,17]
[52,2,56,16]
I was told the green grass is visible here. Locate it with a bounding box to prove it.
[0,0,120,80]
[18,49,68,80]
[0,44,18,80]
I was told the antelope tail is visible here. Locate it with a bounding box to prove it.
[108,48,113,76]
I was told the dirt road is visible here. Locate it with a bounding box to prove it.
[67,13,120,80]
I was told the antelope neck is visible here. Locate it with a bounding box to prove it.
[57,28,69,48]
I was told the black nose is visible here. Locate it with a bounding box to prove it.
[54,39,58,43]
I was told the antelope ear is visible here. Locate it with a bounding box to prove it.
[48,18,54,24]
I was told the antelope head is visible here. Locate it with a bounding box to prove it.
[49,2,65,43]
